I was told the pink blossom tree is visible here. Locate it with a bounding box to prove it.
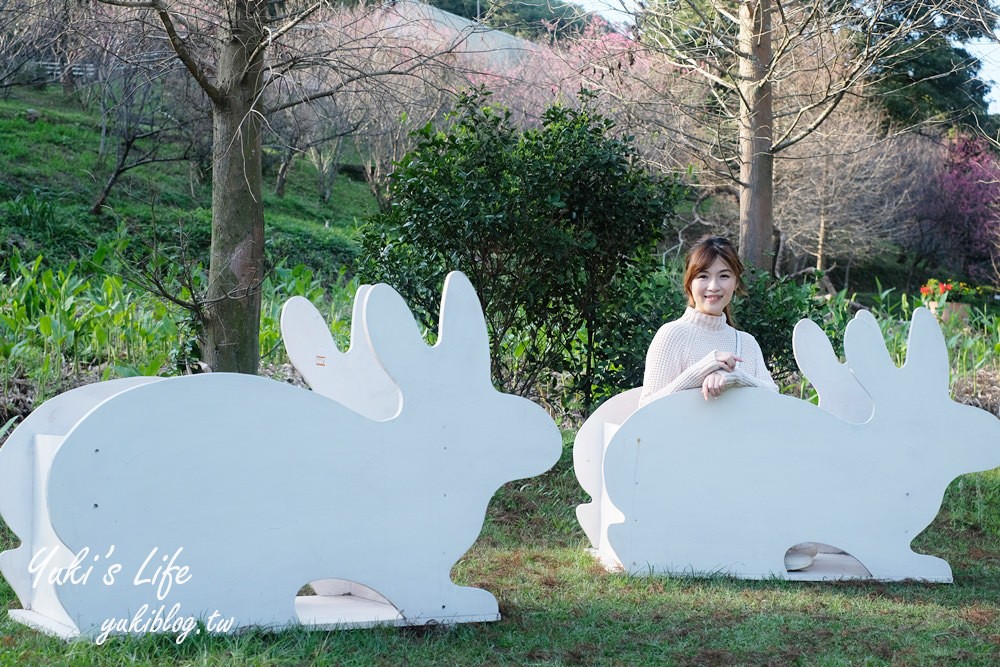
[906,134,1000,284]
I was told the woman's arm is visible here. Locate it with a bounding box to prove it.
[721,333,778,392]
[639,326,723,406]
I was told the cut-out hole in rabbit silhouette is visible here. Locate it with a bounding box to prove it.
[783,543,871,578]
[294,579,402,628]
[0,272,562,640]
[575,307,1000,582]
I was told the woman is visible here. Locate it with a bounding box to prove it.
[638,236,815,571]
[638,235,778,407]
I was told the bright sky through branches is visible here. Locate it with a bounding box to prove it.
[967,38,1000,114]
[574,0,1000,115]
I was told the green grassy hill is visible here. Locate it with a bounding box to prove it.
[0,87,373,277]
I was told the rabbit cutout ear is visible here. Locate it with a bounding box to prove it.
[280,291,400,420]
[901,307,950,398]
[362,281,431,397]
[436,272,491,386]
[280,295,347,393]
[793,318,873,424]
[843,309,897,399]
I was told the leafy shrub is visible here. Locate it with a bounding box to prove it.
[584,266,687,404]
[265,217,358,280]
[736,269,827,381]
[359,89,686,409]
[0,247,197,414]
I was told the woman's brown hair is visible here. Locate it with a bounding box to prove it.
[682,236,745,326]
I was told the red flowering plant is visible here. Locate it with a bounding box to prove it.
[919,278,986,306]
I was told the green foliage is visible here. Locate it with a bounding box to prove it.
[0,244,364,422]
[0,89,368,283]
[855,0,997,130]
[736,269,828,381]
[0,191,111,266]
[360,89,686,408]
[868,36,994,131]
[265,215,358,280]
[947,468,1000,537]
[0,248,196,412]
[585,266,687,403]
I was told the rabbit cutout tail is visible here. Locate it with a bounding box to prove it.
[0,376,162,617]
[573,388,643,551]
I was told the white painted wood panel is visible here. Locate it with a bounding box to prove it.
[577,308,1000,581]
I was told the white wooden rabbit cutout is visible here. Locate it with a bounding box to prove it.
[575,307,1000,581]
[0,271,562,640]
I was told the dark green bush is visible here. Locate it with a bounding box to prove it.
[359,89,686,409]
[586,266,687,403]
[736,269,828,381]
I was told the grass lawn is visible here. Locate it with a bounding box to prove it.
[2,433,1000,666]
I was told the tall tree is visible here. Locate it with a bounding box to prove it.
[625,0,998,270]
[87,0,468,373]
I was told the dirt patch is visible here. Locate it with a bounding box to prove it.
[959,604,999,627]
[952,368,1000,417]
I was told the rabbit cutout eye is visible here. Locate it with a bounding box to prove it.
[437,272,491,387]
[793,318,873,424]
[843,309,898,400]
[900,307,950,398]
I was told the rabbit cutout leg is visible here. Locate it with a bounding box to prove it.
[868,551,952,583]
[835,540,953,583]
[358,570,499,623]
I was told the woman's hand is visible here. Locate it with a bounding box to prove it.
[714,351,743,372]
[702,371,730,400]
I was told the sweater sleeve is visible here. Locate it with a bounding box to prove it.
[723,333,778,392]
[638,325,721,406]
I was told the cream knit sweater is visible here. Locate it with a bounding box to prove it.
[639,307,778,407]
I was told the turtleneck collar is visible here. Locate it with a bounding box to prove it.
[680,306,730,331]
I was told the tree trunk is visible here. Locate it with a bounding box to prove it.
[737,0,774,272]
[275,152,294,198]
[201,8,267,373]
[816,154,830,271]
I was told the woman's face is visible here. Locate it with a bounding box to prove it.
[689,257,737,317]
